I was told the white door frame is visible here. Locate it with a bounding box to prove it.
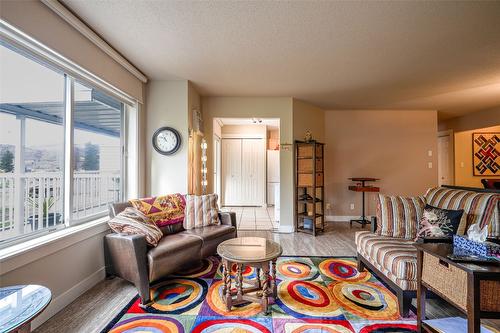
[438,129,455,186]
[213,134,221,204]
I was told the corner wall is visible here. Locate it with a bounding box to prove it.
[324,110,438,217]
[292,99,325,142]
[146,80,190,195]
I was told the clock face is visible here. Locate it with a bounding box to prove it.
[153,127,181,155]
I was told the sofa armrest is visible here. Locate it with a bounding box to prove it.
[219,211,237,229]
[104,233,151,303]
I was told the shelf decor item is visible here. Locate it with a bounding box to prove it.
[295,140,324,236]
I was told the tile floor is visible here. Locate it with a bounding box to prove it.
[222,206,279,230]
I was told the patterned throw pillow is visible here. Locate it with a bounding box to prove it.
[183,194,220,230]
[376,194,426,239]
[415,205,464,240]
[129,193,186,228]
[108,207,163,247]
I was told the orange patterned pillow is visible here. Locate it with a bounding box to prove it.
[129,193,186,228]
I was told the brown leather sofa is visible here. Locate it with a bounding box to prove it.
[104,201,237,306]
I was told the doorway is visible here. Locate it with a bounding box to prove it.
[438,130,454,186]
[214,118,280,230]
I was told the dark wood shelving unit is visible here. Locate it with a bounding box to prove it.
[295,140,325,236]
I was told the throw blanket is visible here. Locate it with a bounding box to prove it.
[130,193,186,228]
[108,207,163,247]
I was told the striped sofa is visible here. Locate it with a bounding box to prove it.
[356,186,499,317]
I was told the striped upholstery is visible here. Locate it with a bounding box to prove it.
[376,194,425,239]
[425,187,499,238]
[183,194,220,230]
[356,231,418,291]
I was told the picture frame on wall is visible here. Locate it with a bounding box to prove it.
[472,132,499,176]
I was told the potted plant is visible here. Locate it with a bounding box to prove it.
[27,196,62,230]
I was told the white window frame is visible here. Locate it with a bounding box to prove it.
[0,20,139,247]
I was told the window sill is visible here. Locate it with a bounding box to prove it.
[0,217,110,275]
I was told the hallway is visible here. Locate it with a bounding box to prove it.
[222,206,278,230]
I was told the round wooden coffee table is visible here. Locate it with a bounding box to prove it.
[217,237,282,315]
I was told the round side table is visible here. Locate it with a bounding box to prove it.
[217,237,282,315]
[0,285,51,333]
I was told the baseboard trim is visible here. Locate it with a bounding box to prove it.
[325,215,374,222]
[32,266,106,330]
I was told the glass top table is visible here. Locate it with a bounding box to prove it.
[217,237,282,263]
[0,285,51,333]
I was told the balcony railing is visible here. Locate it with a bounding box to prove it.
[0,171,120,242]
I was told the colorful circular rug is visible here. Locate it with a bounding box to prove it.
[206,280,262,316]
[358,323,417,332]
[216,262,258,280]
[192,319,271,333]
[277,258,319,281]
[282,320,354,333]
[104,256,413,333]
[329,281,399,320]
[147,278,208,314]
[318,259,371,282]
[276,280,342,319]
[109,315,184,333]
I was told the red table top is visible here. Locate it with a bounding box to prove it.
[348,177,379,182]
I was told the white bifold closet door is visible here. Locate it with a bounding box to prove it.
[222,138,264,206]
[222,139,242,205]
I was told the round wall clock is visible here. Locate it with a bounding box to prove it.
[152,127,182,155]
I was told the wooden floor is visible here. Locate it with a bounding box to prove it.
[34,222,499,332]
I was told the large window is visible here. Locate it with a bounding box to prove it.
[0,41,125,246]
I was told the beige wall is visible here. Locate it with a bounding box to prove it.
[293,99,325,142]
[202,97,295,231]
[0,0,144,103]
[324,110,438,216]
[221,124,267,137]
[146,80,190,195]
[439,107,500,132]
[454,125,500,188]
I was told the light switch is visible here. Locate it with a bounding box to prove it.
[428,162,433,169]
[428,150,433,157]
[460,162,465,168]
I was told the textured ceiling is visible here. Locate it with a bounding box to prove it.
[62,0,500,119]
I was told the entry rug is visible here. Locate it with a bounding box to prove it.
[101,256,417,333]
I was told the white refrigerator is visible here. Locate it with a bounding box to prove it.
[267,150,280,221]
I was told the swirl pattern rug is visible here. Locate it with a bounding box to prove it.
[102,256,417,333]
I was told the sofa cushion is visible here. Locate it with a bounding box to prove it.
[376,194,425,239]
[130,193,186,228]
[356,231,418,291]
[147,233,202,282]
[183,194,220,230]
[415,205,463,240]
[182,225,235,242]
[425,187,499,237]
